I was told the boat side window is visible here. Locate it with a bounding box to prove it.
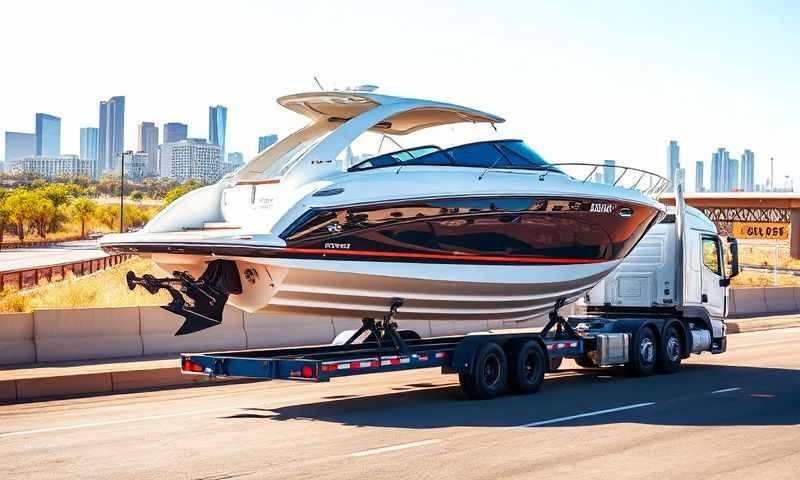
[443,142,511,169]
[702,236,723,276]
[497,142,554,169]
[349,146,441,171]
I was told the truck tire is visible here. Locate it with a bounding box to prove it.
[508,340,546,395]
[626,327,657,376]
[656,325,682,374]
[459,342,508,400]
[574,354,596,368]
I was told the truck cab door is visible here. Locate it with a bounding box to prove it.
[700,235,726,318]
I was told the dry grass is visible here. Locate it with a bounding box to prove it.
[0,257,171,313]
[731,270,800,288]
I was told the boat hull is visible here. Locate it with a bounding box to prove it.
[106,194,663,323]
[149,254,621,322]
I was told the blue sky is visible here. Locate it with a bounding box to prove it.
[1,0,798,189]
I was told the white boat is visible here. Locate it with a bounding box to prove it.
[100,88,668,335]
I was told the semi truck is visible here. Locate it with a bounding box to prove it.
[180,184,740,400]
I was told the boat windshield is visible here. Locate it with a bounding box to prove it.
[348,140,561,173]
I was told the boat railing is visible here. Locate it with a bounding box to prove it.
[549,163,670,199]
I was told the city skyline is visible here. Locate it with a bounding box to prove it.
[1,0,797,184]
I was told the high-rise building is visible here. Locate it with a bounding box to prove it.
[35,113,61,156]
[710,148,729,192]
[209,105,227,161]
[10,154,94,179]
[695,160,704,192]
[98,96,125,173]
[118,151,148,181]
[258,134,278,153]
[79,127,99,176]
[159,138,221,183]
[602,160,616,184]
[740,149,755,192]
[227,152,244,164]
[667,140,680,190]
[137,122,159,176]
[163,122,188,144]
[728,157,739,191]
[4,131,37,166]
[221,152,244,176]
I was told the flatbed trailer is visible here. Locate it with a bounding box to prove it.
[181,309,725,400]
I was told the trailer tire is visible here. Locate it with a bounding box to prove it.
[656,325,682,374]
[574,354,596,368]
[459,342,508,400]
[508,340,546,395]
[626,327,657,376]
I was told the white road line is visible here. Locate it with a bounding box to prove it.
[348,439,443,457]
[518,402,655,428]
[0,406,235,438]
[712,387,741,394]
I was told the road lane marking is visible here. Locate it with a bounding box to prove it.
[518,402,655,428]
[0,406,237,438]
[348,439,443,457]
[712,387,741,394]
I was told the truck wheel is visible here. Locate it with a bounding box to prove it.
[574,354,596,368]
[549,356,563,371]
[656,325,682,374]
[459,342,508,400]
[626,327,657,376]
[508,341,546,395]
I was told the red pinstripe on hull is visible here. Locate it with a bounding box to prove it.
[278,247,606,264]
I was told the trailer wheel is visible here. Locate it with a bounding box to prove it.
[508,341,546,395]
[459,342,508,400]
[656,325,682,374]
[574,354,596,368]
[626,327,657,376]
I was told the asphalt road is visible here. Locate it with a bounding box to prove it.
[1,328,798,480]
[0,241,105,272]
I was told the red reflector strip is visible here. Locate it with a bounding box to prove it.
[182,359,204,373]
[435,352,448,359]
[301,366,314,378]
[417,354,429,361]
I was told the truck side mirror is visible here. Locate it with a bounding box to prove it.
[727,236,740,278]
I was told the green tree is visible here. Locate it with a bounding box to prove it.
[95,204,119,231]
[0,189,10,245]
[5,190,38,240]
[70,198,97,238]
[164,180,202,205]
[29,194,55,238]
[129,190,144,201]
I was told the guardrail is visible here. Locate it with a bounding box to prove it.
[0,254,133,291]
[0,236,84,250]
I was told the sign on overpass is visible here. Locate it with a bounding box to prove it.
[660,192,800,258]
[732,222,789,240]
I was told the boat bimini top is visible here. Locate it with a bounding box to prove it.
[232,89,505,184]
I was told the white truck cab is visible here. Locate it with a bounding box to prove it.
[583,182,740,348]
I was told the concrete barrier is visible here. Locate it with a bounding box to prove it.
[729,288,767,316]
[140,306,247,355]
[764,287,799,314]
[0,313,36,365]
[245,312,335,349]
[34,307,143,362]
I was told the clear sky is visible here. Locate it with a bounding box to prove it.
[1,0,798,189]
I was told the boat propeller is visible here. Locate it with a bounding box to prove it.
[126,260,243,336]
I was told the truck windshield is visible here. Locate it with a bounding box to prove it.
[348,140,560,173]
